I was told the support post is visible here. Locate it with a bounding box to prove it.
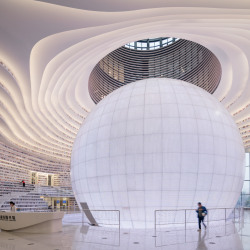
[185,209,187,243]
[185,209,186,231]
[119,210,120,233]
[82,210,84,224]
[225,208,227,224]
[207,209,209,228]
[234,208,235,223]
[154,210,156,235]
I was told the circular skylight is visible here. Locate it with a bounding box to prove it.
[124,37,179,50]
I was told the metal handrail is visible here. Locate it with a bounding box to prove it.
[154,207,244,232]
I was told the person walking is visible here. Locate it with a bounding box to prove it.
[21,180,25,187]
[196,202,207,231]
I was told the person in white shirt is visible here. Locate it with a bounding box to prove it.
[10,201,16,212]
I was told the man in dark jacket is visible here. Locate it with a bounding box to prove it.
[196,202,207,231]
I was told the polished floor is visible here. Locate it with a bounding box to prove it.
[0,211,250,250]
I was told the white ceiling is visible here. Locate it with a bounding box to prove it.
[1,0,250,164]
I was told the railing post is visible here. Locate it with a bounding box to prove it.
[239,207,241,223]
[207,209,209,228]
[234,208,235,223]
[185,209,186,231]
[239,207,241,230]
[184,209,187,243]
[154,210,156,235]
[225,208,226,224]
[242,207,244,227]
[82,209,84,224]
[119,210,120,233]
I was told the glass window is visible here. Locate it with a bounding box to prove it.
[125,37,179,51]
[242,181,250,194]
[245,166,250,181]
[246,153,249,166]
[137,42,142,48]
[240,153,250,206]
[242,194,250,206]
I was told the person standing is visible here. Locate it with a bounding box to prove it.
[21,180,25,187]
[196,202,207,231]
[10,201,16,212]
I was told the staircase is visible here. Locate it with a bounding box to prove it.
[1,193,48,211]
[33,185,74,198]
[0,181,76,212]
[0,181,35,197]
[0,181,36,208]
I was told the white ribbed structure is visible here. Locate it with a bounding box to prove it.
[0,0,250,185]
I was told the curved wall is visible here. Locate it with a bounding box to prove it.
[89,39,222,104]
[0,141,70,186]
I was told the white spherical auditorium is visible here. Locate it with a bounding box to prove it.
[71,78,245,228]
